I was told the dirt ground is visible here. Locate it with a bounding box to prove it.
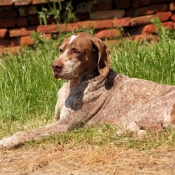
[0,142,175,175]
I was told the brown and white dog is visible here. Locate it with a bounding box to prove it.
[1,32,175,149]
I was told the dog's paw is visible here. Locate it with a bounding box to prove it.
[0,137,15,150]
[0,131,27,150]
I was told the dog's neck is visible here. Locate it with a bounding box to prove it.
[69,68,100,88]
[60,68,117,118]
[68,68,117,91]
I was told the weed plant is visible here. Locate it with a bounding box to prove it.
[1,27,175,149]
[38,0,76,25]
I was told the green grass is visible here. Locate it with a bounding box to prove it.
[110,37,175,84]
[1,28,175,149]
[0,40,65,135]
[26,124,175,151]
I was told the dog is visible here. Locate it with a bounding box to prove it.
[1,32,175,149]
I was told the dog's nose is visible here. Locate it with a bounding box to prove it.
[52,62,62,72]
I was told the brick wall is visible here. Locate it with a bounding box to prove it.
[0,0,175,54]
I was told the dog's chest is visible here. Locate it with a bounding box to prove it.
[58,78,107,120]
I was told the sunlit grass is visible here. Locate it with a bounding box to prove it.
[0,41,65,137]
[25,124,175,151]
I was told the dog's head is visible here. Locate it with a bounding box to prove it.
[52,32,110,81]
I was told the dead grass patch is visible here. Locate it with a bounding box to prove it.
[1,142,175,175]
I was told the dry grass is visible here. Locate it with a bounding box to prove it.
[1,124,175,174]
[1,142,175,175]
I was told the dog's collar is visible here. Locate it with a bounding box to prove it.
[81,68,100,82]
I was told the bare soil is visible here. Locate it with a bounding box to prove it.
[0,143,175,175]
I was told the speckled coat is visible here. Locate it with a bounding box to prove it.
[55,69,175,132]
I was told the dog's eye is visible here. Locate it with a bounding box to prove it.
[72,48,81,54]
[59,48,63,54]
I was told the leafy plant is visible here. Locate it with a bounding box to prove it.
[151,17,175,39]
[38,0,76,25]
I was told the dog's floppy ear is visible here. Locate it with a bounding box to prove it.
[92,37,110,77]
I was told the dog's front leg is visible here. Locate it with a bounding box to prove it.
[0,119,68,149]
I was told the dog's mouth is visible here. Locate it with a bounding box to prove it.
[53,72,60,79]
[52,70,71,80]
[52,68,62,79]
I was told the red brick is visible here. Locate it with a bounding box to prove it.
[20,36,34,46]
[0,29,8,38]
[135,4,168,16]
[0,0,13,6]
[114,0,131,9]
[76,12,90,21]
[113,18,131,27]
[131,0,150,8]
[162,21,173,30]
[90,10,125,20]
[0,19,15,28]
[16,18,28,27]
[32,0,64,4]
[37,23,79,33]
[15,0,32,6]
[0,8,17,18]
[37,24,59,33]
[156,12,172,22]
[78,20,113,30]
[169,2,175,11]
[142,24,157,34]
[28,15,40,25]
[19,6,37,16]
[94,20,113,29]
[20,33,51,46]
[131,15,155,26]
[78,18,119,29]
[94,19,113,29]
[132,34,159,43]
[9,27,36,37]
[91,0,113,12]
[77,21,95,29]
[32,0,46,4]
[32,0,45,4]
[41,33,51,39]
[60,23,80,32]
[95,29,121,39]
[142,21,173,34]
[171,14,175,21]
[150,0,172,4]
[0,46,21,55]
[7,46,20,54]
[0,38,19,47]
[94,19,112,29]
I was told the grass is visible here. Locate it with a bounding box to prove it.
[25,124,175,151]
[1,28,175,150]
[0,40,64,135]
